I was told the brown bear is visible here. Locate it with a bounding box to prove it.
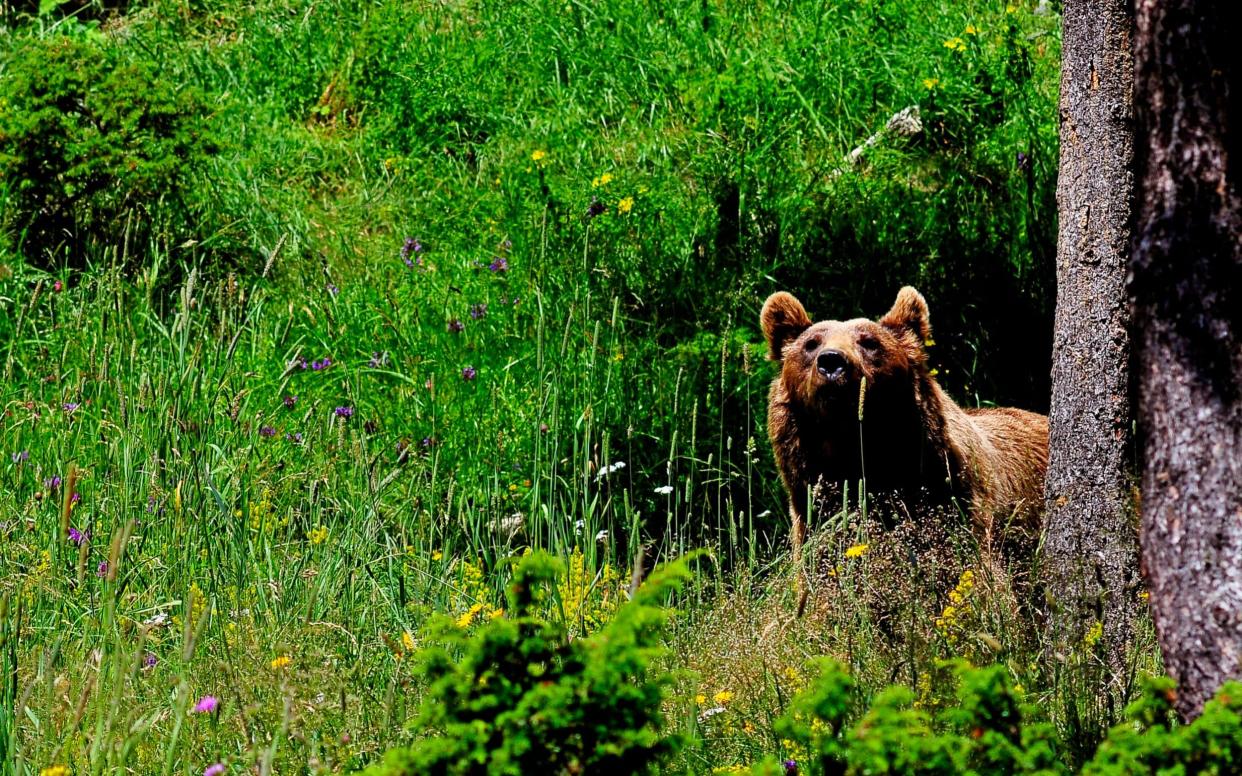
[761,287,1048,561]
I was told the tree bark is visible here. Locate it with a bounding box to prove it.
[1043,0,1139,677]
[1132,0,1242,720]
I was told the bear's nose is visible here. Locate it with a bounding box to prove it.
[816,350,848,380]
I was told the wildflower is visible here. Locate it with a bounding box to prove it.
[431,550,443,561]
[488,607,504,620]
[1017,151,1031,172]
[309,526,329,545]
[695,693,707,705]
[12,450,28,462]
[40,766,69,776]
[52,280,63,293]
[204,765,226,776]
[943,37,967,51]
[1084,621,1104,649]
[488,256,508,273]
[462,366,477,381]
[469,303,487,320]
[964,24,979,34]
[259,426,276,438]
[592,172,614,188]
[456,602,485,628]
[192,695,219,714]
[617,196,634,215]
[369,351,387,368]
[595,529,609,542]
[421,436,434,447]
[270,655,292,670]
[531,149,547,162]
[713,690,734,705]
[143,652,158,669]
[922,77,940,90]
[68,527,88,546]
[283,395,297,409]
[45,475,62,489]
[594,460,626,482]
[586,198,607,218]
[784,761,799,776]
[1006,3,1017,11]
[62,402,79,413]
[401,631,416,652]
[311,358,332,371]
[401,237,423,268]
[844,543,868,558]
[326,283,339,297]
[334,406,354,419]
[96,560,109,577]
[285,431,303,443]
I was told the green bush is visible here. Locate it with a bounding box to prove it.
[360,551,688,776]
[0,31,218,264]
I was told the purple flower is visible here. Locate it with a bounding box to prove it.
[326,283,339,297]
[469,303,487,320]
[369,352,387,368]
[96,560,109,577]
[204,764,226,776]
[462,366,477,381]
[488,256,509,273]
[1016,151,1031,172]
[283,395,297,409]
[11,450,28,463]
[290,356,308,370]
[68,526,88,546]
[192,695,219,714]
[45,475,62,489]
[142,651,158,669]
[401,237,424,268]
[71,492,81,504]
[334,406,354,419]
[783,761,798,776]
[586,198,607,218]
[63,402,80,413]
[285,431,303,443]
[311,358,332,371]
[259,426,277,438]
[421,436,434,448]
[447,318,465,333]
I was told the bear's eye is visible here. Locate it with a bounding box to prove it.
[803,338,820,352]
[859,335,881,353]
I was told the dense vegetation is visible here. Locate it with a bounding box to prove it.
[0,1,1204,774]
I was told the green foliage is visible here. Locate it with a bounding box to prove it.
[362,551,688,776]
[0,31,218,264]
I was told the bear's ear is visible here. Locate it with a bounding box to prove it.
[879,286,932,343]
[760,292,813,360]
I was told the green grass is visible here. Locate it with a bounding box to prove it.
[0,1,1160,774]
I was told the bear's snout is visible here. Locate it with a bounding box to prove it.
[815,349,850,383]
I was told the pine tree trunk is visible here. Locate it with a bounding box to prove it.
[1043,0,1139,676]
[1132,0,1242,720]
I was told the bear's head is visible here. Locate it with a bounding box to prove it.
[760,287,932,414]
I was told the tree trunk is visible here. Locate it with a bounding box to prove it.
[1132,0,1242,720]
[1043,0,1139,678]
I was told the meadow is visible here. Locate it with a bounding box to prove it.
[0,1,1170,773]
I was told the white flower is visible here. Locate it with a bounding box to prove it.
[757,509,772,519]
[697,706,727,722]
[595,529,609,543]
[653,485,674,496]
[594,461,626,482]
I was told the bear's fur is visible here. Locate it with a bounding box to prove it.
[761,287,1048,557]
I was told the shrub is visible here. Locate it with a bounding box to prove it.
[360,551,688,776]
[0,31,218,265]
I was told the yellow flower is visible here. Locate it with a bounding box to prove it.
[270,655,291,670]
[713,690,734,705]
[964,24,979,35]
[456,602,486,628]
[695,693,707,705]
[617,196,634,215]
[592,172,614,188]
[1006,3,1017,13]
[844,543,869,558]
[40,767,69,776]
[488,607,505,620]
[531,149,547,162]
[943,37,966,52]
[308,526,329,545]
[431,550,443,561]
[401,631,416,652]
[1139,590,1150,602]
[1084,621,1104,649]
[922,78,940,90]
